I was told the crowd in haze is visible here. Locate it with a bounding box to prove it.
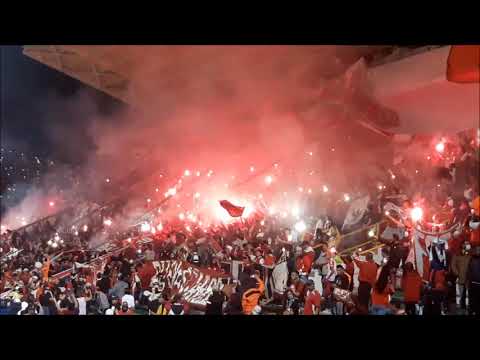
[1,132,479,315]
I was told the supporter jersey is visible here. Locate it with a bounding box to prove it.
[303,290,321,315]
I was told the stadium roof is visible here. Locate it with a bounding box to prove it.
[23,45,478,135]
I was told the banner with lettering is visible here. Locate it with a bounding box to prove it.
[152,260,230,306]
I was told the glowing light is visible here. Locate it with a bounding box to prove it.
[184,169,191,176]
[49,201,55,207]
[127,238,132,243]
[391,174,396,180]
[47,240,53,246]
[51,242,58,249]
[322,185,329,193]
[198,221,203,226]
[179,213,185,221]
[260,220,265,226]
[368,229,375,238]
[196,171,201,177]
[74,231,79,236]
[344,194,350,202]
[54,234,60,241]
[105,178,110,183]
[146,198,151,203]
[274,163,279,168]
[21,220,27,226]
[415,170,419,174]
[307,189,312,194]
[157,223,163,231]
[435,142,445,153]
[137,249,142,254]
[330,247,337,254]
[307,151,313,156]
[155,188,159,192]
[331,147,335,152]
[166,187,177,197]
[281,211,288,218]
[410,207,423,222]
[294,220,306,233]
[385,211,390,216]
[194,192,201,199]
[298,187,304,193]
[264,175,273,185]
[377,184,384,191]
[404,231,409,237]
[151,227,156,234]
[258,194,263,199]
[427,156,431,160]
[358,248,363,252]
[287,234,293,241]
[250,166,255,172]
[268,206,276,215]
[140,223,151,233]
[186,225,192,232]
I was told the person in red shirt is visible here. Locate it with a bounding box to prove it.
[401,262,423,315]
[353,252,379,310]
[303,279,322,315]
[370,265,394,315]
[116,301,134,315]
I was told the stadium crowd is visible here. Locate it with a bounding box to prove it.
[1,133,479,315]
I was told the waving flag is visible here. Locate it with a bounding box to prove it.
[219,200,245,217]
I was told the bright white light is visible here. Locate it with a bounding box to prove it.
[264,175,273,185]
[157,223,163,231]
[274,163,279,168]
[404,231,409,237]
[307,189,312,194]
[49,201,55,207]
[184,169,191,176]
[151,227,156,234]
[391,174,396,180]
[410,207,423,222]
[21,220,27,226]
[167,187,177,196]
[147,198,151,203]
[294,220,307,233]
[260,220,265,226]
[287,234,293,241]
[435,142,445,153]
[268,206,276,215]
[323,185,329,193]
[330,247,337,254]
[186,225,191,232]
[104,219,113,226]
[54,234,60,241]
[250,166,255,172]
[155,188,159,192]
[298,187,304,193]
[47,240,53,246]
[307,151,313,156]
[51,242,58,248]
[368,229,375,238]
[140,223,151,232]
[179,213,185,220]
[105,178,110,183]
[385,210,390,216]
[74,231,79,236]
[137,249,142,254]
[194,192,201,199]
[127,238,132,243]
[196,171,201,177]
[242,203,255,218]
[344,194,350,202]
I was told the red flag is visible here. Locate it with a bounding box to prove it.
[447,45,480,83]
[219,200,245,217]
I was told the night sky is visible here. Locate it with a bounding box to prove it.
[0,46,124,165]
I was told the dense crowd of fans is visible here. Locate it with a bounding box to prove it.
[1,133,479,315]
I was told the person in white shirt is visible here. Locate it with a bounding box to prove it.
[121,287,135,309]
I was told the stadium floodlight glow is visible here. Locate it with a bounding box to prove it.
[104,219,113,227]
[184,169,191,176]
[323,185,329,193]
[294,220,307,233]
[344,194,351,202]
[368,229,375,238]
[49,201,55,207]
[410,207,423,222]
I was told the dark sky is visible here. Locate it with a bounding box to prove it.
[0,46,124,165]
